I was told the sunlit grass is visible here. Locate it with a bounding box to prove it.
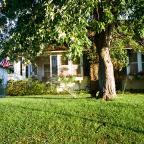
[0,94,144,143]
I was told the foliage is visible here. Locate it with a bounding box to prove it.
[7,80,27,96]
[86,43,99,64]
[1,0,95,60]
[7,79,57,96]
[110,38,128,70]
[0,94,144,143]
[1,0,143,62]
[110,24,144,70]
[58,74,76,83]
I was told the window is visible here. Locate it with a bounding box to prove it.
[32,65,37,75]
[51,55,58,76]
[129,52,137,62]
[129,52,138,74]
[142,54,144,71]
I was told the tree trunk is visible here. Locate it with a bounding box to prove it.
[98,46,116,100]
[95,26,116,100]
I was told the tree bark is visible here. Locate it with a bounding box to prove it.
[95,25,116,100]
[98,46,116,100]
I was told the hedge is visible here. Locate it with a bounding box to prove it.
[7,79,57,96]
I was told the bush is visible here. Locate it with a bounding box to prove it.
[7,79,57,96]
[7,80,27,96]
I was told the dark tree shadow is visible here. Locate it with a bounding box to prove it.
[7,103,144,135]
[7,95,95,100]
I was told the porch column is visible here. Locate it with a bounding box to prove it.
[50,55,52,77]
[137,52,142,72]
[80,55,83,77]
[57,55,61,76]
[68,60,72,75]
[28,64,32,77]
[126,56,130,75]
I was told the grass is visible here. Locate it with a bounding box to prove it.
[0,94,144,144]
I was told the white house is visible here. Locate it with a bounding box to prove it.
[35,52,83,81]
[34,50,90,90]
[8,59,32,81]
[0,57,33,85]
[1,47,144,91]
[10,49,144,90]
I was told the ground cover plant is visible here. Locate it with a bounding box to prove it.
[0,94,144,143]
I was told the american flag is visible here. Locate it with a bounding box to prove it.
[0,58,11,68]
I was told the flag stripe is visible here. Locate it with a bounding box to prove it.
[0,58,11,68]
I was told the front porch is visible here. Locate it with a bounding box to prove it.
[35,51,86,90]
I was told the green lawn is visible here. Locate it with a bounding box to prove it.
[0,94,144,144]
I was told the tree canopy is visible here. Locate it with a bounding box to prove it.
[1,0,143,59]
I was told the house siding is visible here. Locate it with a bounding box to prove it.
[0,67,8,85]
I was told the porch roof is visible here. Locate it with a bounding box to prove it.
[37,45,68,57]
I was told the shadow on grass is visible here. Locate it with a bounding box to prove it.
[5,103,144,135]
[7,96,93,100]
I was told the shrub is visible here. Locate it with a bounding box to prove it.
[7,79,57,96]
[7,80,27,96]
[58,75,76,83]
